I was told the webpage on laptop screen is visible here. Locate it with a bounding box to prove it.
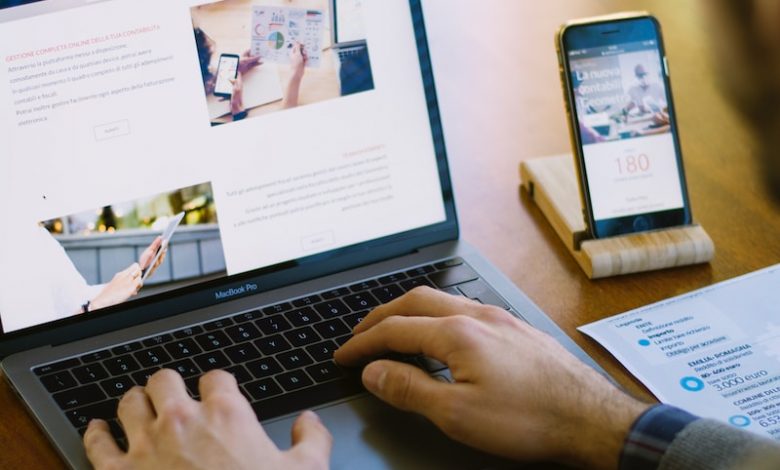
[0,0,446,333]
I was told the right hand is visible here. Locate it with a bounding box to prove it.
[90,263,143,311]
[230,72,245,117]
[334,287,650,469]
[290,42,307,79]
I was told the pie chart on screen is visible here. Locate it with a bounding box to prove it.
[267,31,285,50]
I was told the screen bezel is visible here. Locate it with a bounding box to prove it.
[0,0,459,357]
[560,14,692,239]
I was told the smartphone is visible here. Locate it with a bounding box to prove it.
[557,13,691,239]
[214,53,240,98]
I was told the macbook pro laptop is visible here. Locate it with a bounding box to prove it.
[0,0,608,468]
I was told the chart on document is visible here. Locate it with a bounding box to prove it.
[251,6,324,67]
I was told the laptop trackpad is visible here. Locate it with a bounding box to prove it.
[262,394,511,469]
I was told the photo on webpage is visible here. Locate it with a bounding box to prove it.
[191,0,375,127]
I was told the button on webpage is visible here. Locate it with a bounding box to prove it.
[301,231,334,252]
[94,120,130,141]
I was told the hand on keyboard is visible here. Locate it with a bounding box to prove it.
[83,369,331,470]
[334,287,650,469]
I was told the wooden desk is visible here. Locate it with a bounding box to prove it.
[2,0,779,468]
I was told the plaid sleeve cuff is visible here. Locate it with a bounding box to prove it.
[619,404,699,470]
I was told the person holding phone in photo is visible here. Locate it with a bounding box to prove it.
[193,28,308,122]
[34,226,168,317]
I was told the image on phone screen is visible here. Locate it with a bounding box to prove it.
[214,54,240,98]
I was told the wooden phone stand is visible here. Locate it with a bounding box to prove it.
[519,155,715,279]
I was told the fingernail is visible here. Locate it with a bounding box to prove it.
[302,410,321,423]
[362,363,386,392]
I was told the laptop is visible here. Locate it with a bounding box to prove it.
[0,0,608,468]
[330,0,374,95]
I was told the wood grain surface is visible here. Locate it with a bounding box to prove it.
[2,1,779,468]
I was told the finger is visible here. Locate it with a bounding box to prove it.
[289,411,333,466]
[335,315,453,366]
[123,262,141,276]
[199,369,244,402]
[117,386,155,441]
[361,360,452,417]
[84,419,124,467]
[354,287,475,334]
[145,369,192,412]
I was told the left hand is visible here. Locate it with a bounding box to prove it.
[138,236,166,280]
[84,370,332,470]
[239,49,262,75]
[230,73,246,116]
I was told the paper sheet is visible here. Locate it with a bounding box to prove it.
[251,6,324,68]
[579,265,780,440]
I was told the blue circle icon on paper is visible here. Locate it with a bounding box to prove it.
[638,339,651,347]
[729,415,751,427]
[680,376,705,392]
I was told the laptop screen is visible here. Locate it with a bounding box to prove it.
[0,0,448,335]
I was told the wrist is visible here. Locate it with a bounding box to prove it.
[556,373,650,470]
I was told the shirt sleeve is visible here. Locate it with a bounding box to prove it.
[619,404,698,470]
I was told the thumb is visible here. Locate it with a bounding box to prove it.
[362,360,447,416]
[290,411,332,467]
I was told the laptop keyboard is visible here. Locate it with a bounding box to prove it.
[33,257,510,449]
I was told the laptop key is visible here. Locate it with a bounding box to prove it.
[165,339,202,359]
[204,318,234,331]
[428,264,479,289]
[262,302,292,316]
[314,319,350,339]
[349,280,379,293]
[434,257,464,270]
[277,349,314,370]
[142,334,173,347]
[173,326,204,339]
[245,357,283,379]
[100,376,134,397]
[80,350,111,364]
[225,323,262,343]
[245,378,283,401]
[284,327,321,347]
[334,335,351,347]
[276,370,313,392]
[343,292,379,311]
[53,383,106,409]
[65,399,118,427]
[285,307,321,327]
[251,378,364,422]
[313,299,350,319]
[292,295,321,308]
[399,277,433,292]
[168,359,201,378]
[306,340,338,362]
[254,335,292,355]
[134,347,172,368]
[34,358,81,376]
[371,284,404,304]
[185,377,201,398]
[306,361,344,383]
[194,351,231,372]
[232,310,262,323]
[72,363,109,384]
[223,365,252,384]
[195,331,232,351]
[111,342,142,355]
[224,343,261,363]
[40,371,78,393]
[320,287,350,300]
[406,265,435,277]
[378,272,408,285]
[131,367,161,386]
[255,315,292,335]
[103,355,141,375]
[456,279,510,309]
[343,311,368,330]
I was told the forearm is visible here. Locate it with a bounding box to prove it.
[283,73,304,109]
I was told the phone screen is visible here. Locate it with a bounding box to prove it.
[563,18,689,238]
[214,54,239,97]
